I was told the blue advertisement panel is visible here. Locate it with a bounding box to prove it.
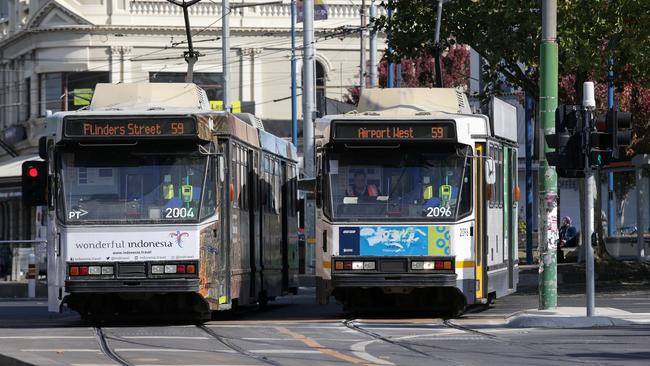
[338,226,450,256]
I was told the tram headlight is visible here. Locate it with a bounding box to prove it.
[352,261,364,270]
[164,264,177,274]
[151,265,164,274]
[363,261,376,270]
[101,266,114,275]
[88,266,101,275]
[411,261,435,270]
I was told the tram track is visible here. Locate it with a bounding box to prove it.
[196,324,283,366]
[94,327,133,366]
[342,319,465,365]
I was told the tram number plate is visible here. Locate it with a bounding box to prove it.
[426,206,452,217]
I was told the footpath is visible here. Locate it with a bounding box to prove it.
[502,262,650,328]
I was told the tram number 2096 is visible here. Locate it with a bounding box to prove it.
[426,206,452,217]
[165,207,195,218]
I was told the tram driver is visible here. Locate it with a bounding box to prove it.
[346,170,379,199]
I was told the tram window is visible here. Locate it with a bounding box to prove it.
[325,147,472,220]
[231,146,239,209]
[59,150,207,223]
[200,157,217,220]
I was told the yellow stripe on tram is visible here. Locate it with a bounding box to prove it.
[456,261,475,268]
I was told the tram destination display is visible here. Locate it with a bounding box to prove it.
[64,117,197,138]
[332,120,456,141]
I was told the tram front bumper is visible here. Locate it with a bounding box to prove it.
[65,278,199,293]
[332,273,457,288]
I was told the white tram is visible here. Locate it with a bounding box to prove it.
[313,88,520,312]
[24,83,299,319]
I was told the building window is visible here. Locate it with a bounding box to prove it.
[40,73,63,115]
[20,77,30,122]
[149,72,223,101]
[39,72,109,115]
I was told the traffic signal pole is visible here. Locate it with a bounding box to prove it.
[583,82,596,317]
[538,0,558,310]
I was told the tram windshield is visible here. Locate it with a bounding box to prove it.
[59,148,216,223]
[326,146,472,221]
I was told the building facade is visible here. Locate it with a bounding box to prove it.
[0,0,383,277]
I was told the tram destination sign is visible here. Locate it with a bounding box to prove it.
[332,120,456,142]
[64,116,197,138]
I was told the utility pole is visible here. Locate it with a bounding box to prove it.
[583,81,596,317]
[291,0,298,145]
[538,0,558,310]
[607,56,615,237]
[433,0,444,88]
[222,0,231,112]
[368,1,378,88]
[525,93,534,264]
[303,0,316,274]
[359,0,366,92]
[387,6,394,88]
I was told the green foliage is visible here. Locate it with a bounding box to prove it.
[376,0,650,152]
[376,0,650,100]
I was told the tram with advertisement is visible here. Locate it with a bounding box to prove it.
[23,82,299,320]
[311,88,520,313]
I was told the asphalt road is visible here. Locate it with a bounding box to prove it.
[0,284,648,366]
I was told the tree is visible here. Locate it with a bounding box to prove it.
[375,0,650,152]
[345,45,470,105]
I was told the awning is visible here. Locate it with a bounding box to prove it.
[0,154,43,179]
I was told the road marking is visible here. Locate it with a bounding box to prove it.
[0,336,94,339]
[350,340,394,366]
[250,350,321,354]
[22,349,100,352]
[242,337,365,342]
[275,326,377,365]
[122,336,210,340]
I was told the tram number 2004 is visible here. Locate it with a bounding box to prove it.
[165,207,195,218]
[426,206,452,217]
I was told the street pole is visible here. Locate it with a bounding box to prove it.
[222,0,231,112]
[303,0,316,274]
[433,0,443,88]
[525,93,534,265]
[607,56,615,236]
[538,0,558,310]
[583,81,596,317]
[368,1,378,88]
[387,6,394,88]
[360,0,366,92]
[291,0,298,146]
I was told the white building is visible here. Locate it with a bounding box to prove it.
[0,0,383,275]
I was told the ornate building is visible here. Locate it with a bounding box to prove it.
[0,0,383,270]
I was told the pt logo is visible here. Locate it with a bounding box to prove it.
[68,209,88,219]
[170,230,189,248]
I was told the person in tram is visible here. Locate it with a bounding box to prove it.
[346,170,379,199]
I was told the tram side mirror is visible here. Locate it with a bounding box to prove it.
[38,136,47,160]
[298,178,316,193]
[485,159,496,185]
[218,155,225,183]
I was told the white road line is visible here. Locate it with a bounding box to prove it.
[250,350,321,354]
[115,348,234,353]
[21,349,100,352]
[242,337,364,342]
[350,340,394,366]
[122,336,211,340]
[0,336,94,339]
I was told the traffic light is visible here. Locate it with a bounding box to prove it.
[588,112,612,166]
[22,161,47,206]
[606,109,633,160]
[545,105,585,177]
